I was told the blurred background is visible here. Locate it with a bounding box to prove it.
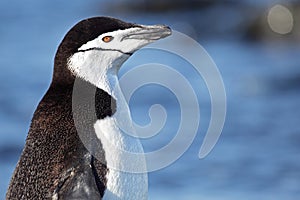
[0,0,299,199]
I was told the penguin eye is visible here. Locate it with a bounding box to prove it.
[102,36,113,43]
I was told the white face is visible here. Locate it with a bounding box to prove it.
[67,25,171,90]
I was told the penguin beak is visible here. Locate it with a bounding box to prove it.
[123,25,172,41]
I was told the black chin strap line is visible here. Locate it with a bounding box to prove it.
[77,47,133,56]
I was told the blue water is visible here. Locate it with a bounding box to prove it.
[1,0,300,199]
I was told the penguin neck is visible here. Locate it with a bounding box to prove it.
[95,67,119,99]
[93,70,148,199]
[95,67,140,147]
[77,55,123,103]
[93,65,143,152]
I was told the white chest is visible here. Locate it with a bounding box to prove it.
[93,83,148,199]
[94,116,148,200]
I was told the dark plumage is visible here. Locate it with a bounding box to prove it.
[6,17,133,200]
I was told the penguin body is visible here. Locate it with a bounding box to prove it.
[6,17,171,199]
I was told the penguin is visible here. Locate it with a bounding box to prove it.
[6,17,171,200]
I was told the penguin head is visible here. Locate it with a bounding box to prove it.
[53,17,171,86]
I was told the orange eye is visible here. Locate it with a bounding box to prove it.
[102,36,113,43]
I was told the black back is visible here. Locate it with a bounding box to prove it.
[6,17,134,199]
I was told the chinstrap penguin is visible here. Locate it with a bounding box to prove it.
[6,17,171,200]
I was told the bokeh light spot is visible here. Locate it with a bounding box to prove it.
[267,4,294,35]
